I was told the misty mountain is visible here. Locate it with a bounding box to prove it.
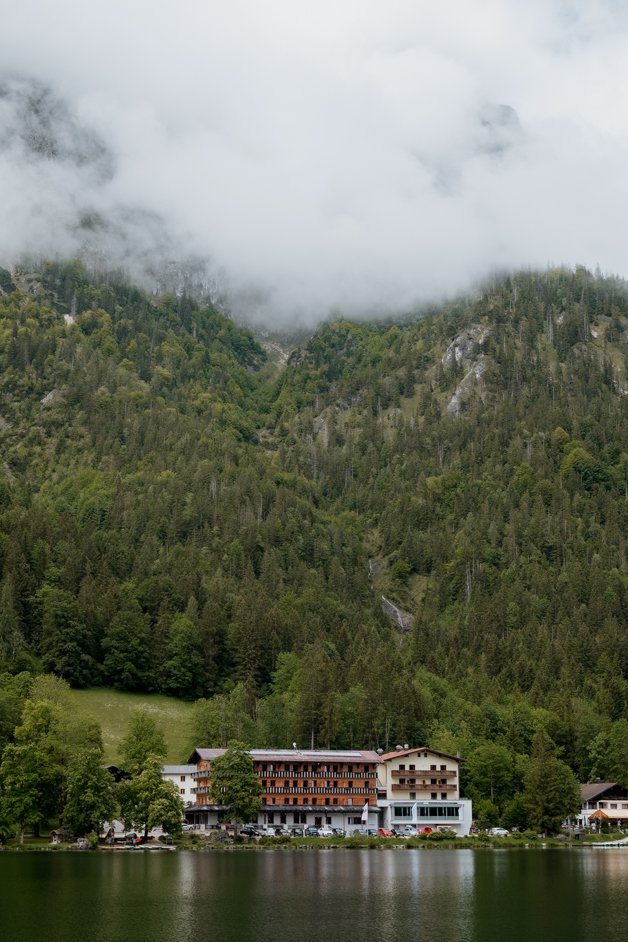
[0,78,217,296]
[0,77,114,178]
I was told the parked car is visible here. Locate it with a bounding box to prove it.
[181,823,195,832]
[272,826,291,837]
[332,827,346,837]
[401,826,419,837]
[318,826,334,837]
[240,826,262,837]
[304,826,319,837]
[488,827,509,837]
[261,825,290,837]
[378,828,394,837]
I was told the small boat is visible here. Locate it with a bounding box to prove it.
[591,836,628,848]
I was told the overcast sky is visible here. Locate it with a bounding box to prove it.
[1,0,627,326]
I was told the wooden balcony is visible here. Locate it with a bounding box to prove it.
[391,783,457,792]
[264,785,375,796]
[257,769,375,780]
[390,769,457,779]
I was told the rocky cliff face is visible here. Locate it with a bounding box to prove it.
[443,325,492,416]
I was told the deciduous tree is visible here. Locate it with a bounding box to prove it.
[209,741,261,830]
[119,711,167,775]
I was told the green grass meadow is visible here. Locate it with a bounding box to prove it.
[67,688,195,764]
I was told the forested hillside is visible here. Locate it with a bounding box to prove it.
[1,261,627,824]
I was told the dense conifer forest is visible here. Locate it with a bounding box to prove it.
[0,260,627,827]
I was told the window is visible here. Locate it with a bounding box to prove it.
[399,779,406,785]
[348,765,353,773]
[333,798,338,806]
[303,781,308,788]
[430,765,436,771]
[180,789,185,795]
[409,764,415,771]
[431,793,437,800]
[431,779,437,785]
[399,764,406,771]
[326,816,332,825]
[268,813,274,824]
[410,793,416,800]
[180,775,186,782]
[270,798,275,805]
[293,813,300,824]
[394,807,412,818]
[611,804,618,809]
[312,798,317,806]
[280,813,286,824]
[348,781,353,788]
[441,793,447,800]
[293,781,298,788]
[440,765,447,771]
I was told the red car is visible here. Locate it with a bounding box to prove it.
[378,828,394,837]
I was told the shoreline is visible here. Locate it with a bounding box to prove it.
[1,836,618,853]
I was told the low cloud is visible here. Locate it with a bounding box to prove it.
[1,1,628,326]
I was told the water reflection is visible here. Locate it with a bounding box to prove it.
[1,849,627,942]
[175,849,477,942]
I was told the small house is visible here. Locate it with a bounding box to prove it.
[50,828,71,844]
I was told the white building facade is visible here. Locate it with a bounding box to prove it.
[162,764,197,807]
[377,747,472,836]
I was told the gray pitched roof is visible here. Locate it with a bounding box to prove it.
[580,782,620,801]
[188,748,381,764]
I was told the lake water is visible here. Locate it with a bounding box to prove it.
[1,848,627,942]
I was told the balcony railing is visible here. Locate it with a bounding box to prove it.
[194,785,376,797]
[264,786,375,796]
[390,769,457,779]
[391,783,457,792]
[257,769,375,780]
[192,768,376,780]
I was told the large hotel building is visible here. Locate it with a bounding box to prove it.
[167,745,472,835]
